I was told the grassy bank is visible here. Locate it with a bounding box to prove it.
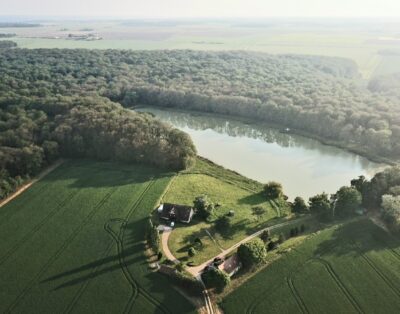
[159,158,289,265]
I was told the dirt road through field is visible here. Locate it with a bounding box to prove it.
[0,159,64,208]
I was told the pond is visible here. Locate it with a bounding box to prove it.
[137,107,386,200]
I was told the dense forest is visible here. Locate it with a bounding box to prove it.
[0,41,17,49]
[1,48,399,198]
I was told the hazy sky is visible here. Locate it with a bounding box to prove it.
[1,0,400,18]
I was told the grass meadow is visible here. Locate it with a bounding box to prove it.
[161,158,285,265]
[0,160,196,313]
[220,218,400,314]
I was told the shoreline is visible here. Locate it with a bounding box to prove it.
[134,105,397,167]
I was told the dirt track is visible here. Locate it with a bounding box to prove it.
[0,159,64,208]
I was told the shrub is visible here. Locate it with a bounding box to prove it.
[278,233,285,244]
[237,238,267,269]
[147,219,160,254]
[292,197,308,214]
[194,237,203,247]
[188,247,197,257]
[194,195,215,220]
[260,230,270,243]
[300,224,306,233]
[161,269,203,296]
[175,262,185,272]
[201,267,230,292]
[215,215,231,233]
[267,241,277,251]
[263,181,283,199]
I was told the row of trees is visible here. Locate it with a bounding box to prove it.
[289,166,400,227]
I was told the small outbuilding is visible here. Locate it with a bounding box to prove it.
[218,254,242,277]
[157,203,194,224]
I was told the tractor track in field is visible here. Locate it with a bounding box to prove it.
[360,254,400,298]
[314,258,363,314]
[0,179,57,228]
[0,189,79,266]
[286,276,309,314]
[389,249,400,261]
[117,179,169,314]
[4,188,118,313]
[62,220,120,314]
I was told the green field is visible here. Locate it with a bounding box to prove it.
[0,160,196,313]
[220,218,400,313]
[4,19,400,79]
[161,158,284,264]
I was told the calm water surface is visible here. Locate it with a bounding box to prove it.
[138,107,386,200]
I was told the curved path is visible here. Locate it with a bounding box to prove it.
[161,216,312,277]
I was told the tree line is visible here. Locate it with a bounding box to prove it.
[0,95,196,199]
[1,48,399,198]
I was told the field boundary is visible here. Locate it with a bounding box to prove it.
[0,159,64,208]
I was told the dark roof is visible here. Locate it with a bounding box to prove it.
[219,254,241,275]
[160,203,193,222]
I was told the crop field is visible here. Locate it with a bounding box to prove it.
[161,158,282,264]
[220,218,400,314]
[4,19,400,79]
[0,160,196,313]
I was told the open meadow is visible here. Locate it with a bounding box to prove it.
[220,218,400,314]
[161,158,286,265]
[0,160,196,314]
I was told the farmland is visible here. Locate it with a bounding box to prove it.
[0,160,196,313]
[161,158,286,264]
[220,218,400,314]
[3,18,400,79]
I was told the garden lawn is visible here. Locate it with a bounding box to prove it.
[163,158,283,264]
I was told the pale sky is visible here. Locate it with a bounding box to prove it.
[0,0,399,18]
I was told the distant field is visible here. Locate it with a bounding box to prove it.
[220,219,400,313]
[373,54,400,77]
[162,158,281,264]
[3,19,400,78]
[0,160,196,313]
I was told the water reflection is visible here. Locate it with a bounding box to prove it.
[137,107,386,199]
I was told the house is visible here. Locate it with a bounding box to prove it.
[157,203,194,224]
[218,254,242,277]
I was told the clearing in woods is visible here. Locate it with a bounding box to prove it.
[0,160,196,313]
[220,218,400,314]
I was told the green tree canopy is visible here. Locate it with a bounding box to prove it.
[334,186,362,218]
[237,238,267,269]
[309,193,332,221]
[263,181,283,199]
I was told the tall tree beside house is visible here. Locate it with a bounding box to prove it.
[237,238,267,269]
[201,267,230,293]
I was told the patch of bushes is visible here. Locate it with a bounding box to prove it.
[201,267,230,292]
[146,219,160,254]
[237,238,267,269]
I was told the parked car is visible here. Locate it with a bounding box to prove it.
[213,257,224,266]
